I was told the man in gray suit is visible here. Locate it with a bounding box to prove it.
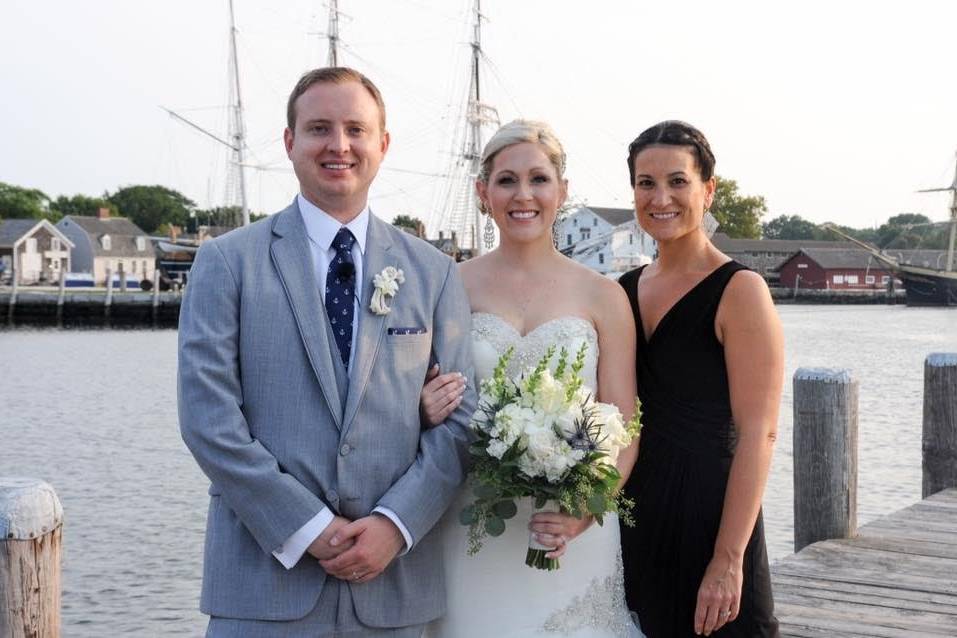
[179,67,476,636]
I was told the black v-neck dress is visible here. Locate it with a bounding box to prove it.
[618,262,779,638]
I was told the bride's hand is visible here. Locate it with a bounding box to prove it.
[528,511,595,559]
[420,364,467,427]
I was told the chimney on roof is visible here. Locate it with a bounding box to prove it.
[439,230,444,240]
[451,231,457,246]
[97,207,110,220]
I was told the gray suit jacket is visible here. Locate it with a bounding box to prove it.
[178,200,476,626]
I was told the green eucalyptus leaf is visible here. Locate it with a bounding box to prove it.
[493,500,518,519]
[459,505,477,525]
[485,516,506,537]
[473,483,498,499]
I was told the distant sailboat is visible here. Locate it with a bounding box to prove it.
[825,153,957,306]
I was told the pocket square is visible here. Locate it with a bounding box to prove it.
[387,327,427,335]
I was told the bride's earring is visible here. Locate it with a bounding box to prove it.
[551,222,560,249]
[483,206,495,250]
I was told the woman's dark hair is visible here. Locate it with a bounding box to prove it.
[626,120,715,186]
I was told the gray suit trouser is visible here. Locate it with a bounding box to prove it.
[206,579,425,637]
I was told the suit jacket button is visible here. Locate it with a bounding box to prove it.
[339,443,351,456]
[328,490,338,503]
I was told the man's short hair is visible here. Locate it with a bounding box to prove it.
[286,67,386,131]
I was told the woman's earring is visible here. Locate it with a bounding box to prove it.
[552,223,560,249]
[483,209,495,250]
[701,210,719,238]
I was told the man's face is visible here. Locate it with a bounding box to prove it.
[284,81,389,221]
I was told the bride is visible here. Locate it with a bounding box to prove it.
[420,120,644,637]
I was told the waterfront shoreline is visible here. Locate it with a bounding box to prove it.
[1,286,917,328]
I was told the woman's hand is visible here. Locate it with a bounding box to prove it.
[694,553,743,635]
[528,511,595,559]
[420,364,467,427]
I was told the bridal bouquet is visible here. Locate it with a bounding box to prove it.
[459,343,641,570]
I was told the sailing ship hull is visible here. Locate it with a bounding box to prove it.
[898,267,957,306]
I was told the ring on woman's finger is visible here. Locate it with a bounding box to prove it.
[719,610,730,618]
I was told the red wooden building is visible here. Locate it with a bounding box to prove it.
[777,248,895,290]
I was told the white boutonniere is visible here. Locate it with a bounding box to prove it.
[370,266,405,315]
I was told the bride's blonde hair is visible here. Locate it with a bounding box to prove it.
[477,120,567,184]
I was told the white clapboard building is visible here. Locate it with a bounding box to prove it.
[557,206,656,277]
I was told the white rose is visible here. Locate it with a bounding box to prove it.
[487,438,509,459]
[554,404,584,438]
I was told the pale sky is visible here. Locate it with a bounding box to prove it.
[3,0,957,235]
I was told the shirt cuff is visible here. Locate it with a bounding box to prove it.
[372,506,413,555]
[272,509,334,570]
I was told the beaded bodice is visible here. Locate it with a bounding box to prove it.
[470,312,599,392]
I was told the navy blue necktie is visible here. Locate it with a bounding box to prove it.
[325,227,357,368]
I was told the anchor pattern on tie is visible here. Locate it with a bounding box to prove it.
[325,227,356,367]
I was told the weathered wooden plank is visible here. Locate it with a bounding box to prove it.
[773,575,957,615]
[774,546,957,596]
[840,534,957,560]
[780,625,879,638]
[863,518,957,542]
[780,540,957,577]
[775,599,957,636]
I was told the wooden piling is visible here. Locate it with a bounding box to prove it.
[7,269,18,324]
[55,270,66,325]
[923,353,957,498]
[0,478,63,638]
[104,267,113,319]
[792,368,859,552]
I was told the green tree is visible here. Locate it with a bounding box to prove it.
[0,182,51,220]
[392,214,425,236]
[874,213,945,249]
[711,176,766,239]
[108,185,196,233]
[762,214,819,240]
[51,194,117,219]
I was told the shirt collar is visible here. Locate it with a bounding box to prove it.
[297,194,370,256]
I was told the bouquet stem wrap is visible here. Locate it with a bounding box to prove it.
[526,501,560,571]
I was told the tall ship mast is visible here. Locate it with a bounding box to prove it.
[438,0,499,254]
[162,0,250,227]
[325,0,341,66]
[226,0,250,227]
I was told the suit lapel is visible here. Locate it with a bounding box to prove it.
[269,202,344,428]
[342,215,393,434]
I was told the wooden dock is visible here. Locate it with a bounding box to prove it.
[772,487,957,637]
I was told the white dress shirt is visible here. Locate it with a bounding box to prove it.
[272,194,413,569]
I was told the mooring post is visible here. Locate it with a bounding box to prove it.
[923,353,957,498]
[793,368,859,552]
[0,478,63,638]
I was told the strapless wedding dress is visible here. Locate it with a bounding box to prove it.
[425,313,643,637]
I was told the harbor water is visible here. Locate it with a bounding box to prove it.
[2,305,956,635]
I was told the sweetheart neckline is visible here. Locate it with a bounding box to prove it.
[471,312,597,340]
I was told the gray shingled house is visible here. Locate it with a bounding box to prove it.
[56,209,156,286]
[0,218,74,285]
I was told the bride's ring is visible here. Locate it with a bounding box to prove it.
[719,610,730,617]
[352,571,360,581]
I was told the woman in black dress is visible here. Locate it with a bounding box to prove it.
[619,121,783,637]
